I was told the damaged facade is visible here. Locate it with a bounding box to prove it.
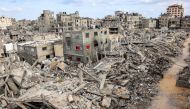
[0,16,13,30]
[17,35,62,64]
[56,11,95,34]
[38,10,55,32]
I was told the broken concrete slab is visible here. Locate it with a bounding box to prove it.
[101,96,111,108]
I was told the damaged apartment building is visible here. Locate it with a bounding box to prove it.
[63,28,122,63]
[17,34,63,65]
[38,10,55,32]
[102,11,144,31]
[56,11,95,34]
[0,16,13,30]
[158,4,184,29]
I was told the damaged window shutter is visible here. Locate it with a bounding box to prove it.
[86,44,90,49]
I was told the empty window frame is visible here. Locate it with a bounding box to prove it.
[42,47,47,51]
[77,57,81,62]
[86,44,90,49]
[66,37,71,47]
[76,45,81,51]
[86,33,89,38]
[104,31,107,35]
[46,55,50,59]
[94,32,98,36]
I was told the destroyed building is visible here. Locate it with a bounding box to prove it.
[0,16,13,30]
[125,13,144,29]
[142,18,158,29]
[38,10,55,32]
[158,13,174,29]
[56,11,94,34]
[17,37,62,65]
[63,28,107,63]
[181,16,190,31]
[102,12,144,30]
[63,28,122,63]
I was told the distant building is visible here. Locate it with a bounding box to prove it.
[168,17,181,29]
[181,16,190,30]
[115,11,126,22]
[158,13,181,29]
[142,18,157,29]
[38,10,55,32]
[167,4,184,17]
[125,13,143,29]
[0,16,12,29]
[102,15,121,28]
[158,14,173,29]
[16,19,33,27]
[56,11,93,34]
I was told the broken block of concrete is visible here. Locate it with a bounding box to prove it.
[57,62,67,71]
[102,96,111,108]
[86,101,92,109]
[113,86,130,99]
[68,94,74,103]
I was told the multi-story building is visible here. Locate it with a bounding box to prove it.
[125,13,143,29]
[56,11,93,34]
[142,18,157,29]
[38,10,55,32]
[167,4,184,17]
[181,16,190,30]
[115,11,126,22]
[102,15,121,28]
[158,13,174,28]
[56,11,78,33]
[94,19,103,28]
[168,17,181,29]
[63,28,121,63]
[0,16,12,29]
[159,13,181,29]
[63,28,106,63]
[85,17,95,28]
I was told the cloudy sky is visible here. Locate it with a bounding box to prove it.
[0,0,190,20]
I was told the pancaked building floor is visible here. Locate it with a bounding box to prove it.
[0,31,190,109]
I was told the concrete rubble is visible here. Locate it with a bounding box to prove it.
[177,42,190,88]
[0,30,189,109]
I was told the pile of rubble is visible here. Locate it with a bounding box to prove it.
[176,42,190,89]
[0,31,189,109]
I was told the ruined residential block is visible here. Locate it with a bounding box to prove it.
[63,28,108,63]
[38,10,55,32]
[56,11,94,34]
[17,39,63,65]
[0,16,12,30]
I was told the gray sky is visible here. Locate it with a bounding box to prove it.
[0,0,189,20]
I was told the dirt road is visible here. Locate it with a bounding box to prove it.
[150,35,190,109]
